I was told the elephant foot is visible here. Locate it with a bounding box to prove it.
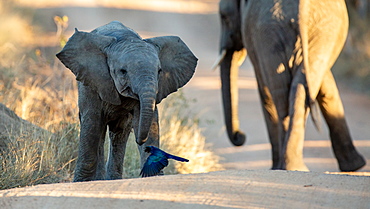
[271,164,309,171]
[230,131,246,146]
[287,165,309,172]
[285,160,309,171]
[338,153,366,172]
[105,173,122,180]
[271,159,285,170]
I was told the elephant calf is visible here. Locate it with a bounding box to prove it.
[215,0,366,171]
[56,21,197,181]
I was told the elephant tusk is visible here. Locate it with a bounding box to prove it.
[211,50,227,71]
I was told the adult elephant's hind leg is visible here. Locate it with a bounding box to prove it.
[317,71,366,171]
[258,86,281,169]
[284,78,309,171]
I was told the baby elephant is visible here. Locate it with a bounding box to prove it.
[56,21,197,182]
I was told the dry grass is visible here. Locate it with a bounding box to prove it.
[334,5,370,94]
[159,93,224,175]
[0,19,80,189]
[0,1,78,189]
[0,125,78,189]
[0,1,223,190]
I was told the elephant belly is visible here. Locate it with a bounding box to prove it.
[103,98,138,123]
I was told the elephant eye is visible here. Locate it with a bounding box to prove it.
[157,68,162,80]
[121,69,127,75]
[222,16,231,26]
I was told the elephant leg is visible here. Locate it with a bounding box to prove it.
[96,134,106,179]
[74,85,107,182]
[74,117,107,181]
[245,21,299,170]
[317,71,366,171]
[105,114,133,180]
[257,86,281,169]
[252,61,291,170]
[74,110,107,182]
[74,128,107,182]
[284,73,310,171]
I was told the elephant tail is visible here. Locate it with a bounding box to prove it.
[310,100,322,132]
[298,2,322,132]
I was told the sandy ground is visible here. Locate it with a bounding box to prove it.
[1,170,369,209]
[1,3,369,208]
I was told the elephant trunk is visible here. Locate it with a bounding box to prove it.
[220,49,246,146]
[136,84,157,145]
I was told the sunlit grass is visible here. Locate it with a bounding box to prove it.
[0,1,89,188]
[159,93,224,175]
[0,125,78,189]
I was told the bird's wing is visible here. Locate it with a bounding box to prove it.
[167,154,189,162]
[140,154,169,177]
[151,146,189,162]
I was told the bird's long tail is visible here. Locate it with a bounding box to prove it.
[168,154,189,162]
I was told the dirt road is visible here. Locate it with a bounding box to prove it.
[1,170,369,208]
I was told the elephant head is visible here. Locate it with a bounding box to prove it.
[218,0,244,53]
[56,21,197,145]
[213,0,247,146]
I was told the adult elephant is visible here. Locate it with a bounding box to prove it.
[57,21,197,181]
[214,0,366,171]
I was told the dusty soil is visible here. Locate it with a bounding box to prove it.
[1,170,369,209]
[1,2,369,208]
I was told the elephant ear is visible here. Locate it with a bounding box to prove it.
[56,29,121,105]
[144,36,197,103]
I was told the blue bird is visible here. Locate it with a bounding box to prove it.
[140,146,189,177]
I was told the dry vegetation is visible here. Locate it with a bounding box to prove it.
[0,1,81,189]
[122,93,224,178]
[334,4,370,94]
[0,1,223,190]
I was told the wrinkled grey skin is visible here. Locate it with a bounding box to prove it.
[56,21,197,181]
[216,0,366,171]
